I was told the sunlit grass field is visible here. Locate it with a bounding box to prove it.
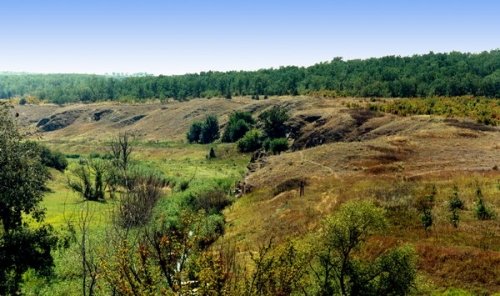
[23,139,250,295]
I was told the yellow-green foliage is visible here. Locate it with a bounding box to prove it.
[22,138,249,295]
[308,89,347,98]
[372,96,500,125]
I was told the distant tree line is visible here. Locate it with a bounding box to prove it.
[1,50,500,104]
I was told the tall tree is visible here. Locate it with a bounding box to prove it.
[199,115,220,144]
[0,102,59,294]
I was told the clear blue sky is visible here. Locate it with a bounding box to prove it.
[1,0,499,75]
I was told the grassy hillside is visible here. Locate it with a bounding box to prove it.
[13,95,500,294]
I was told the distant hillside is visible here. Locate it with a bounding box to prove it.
[2,50,500,104]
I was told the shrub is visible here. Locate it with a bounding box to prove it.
[449,185,465,211]
[415,184,436,230]
[67,159,106,201]
[176,179,190,192]
[268,137,289,155]
[198,214,226,248]
[258,106,289,139]
[237,130,261,152]
[474,186,495,220]
[222,119,251,143]
[116,167,167,228]
[193,189,232,215]
[118,182,163,228]
[188,116,220,144]
[448,185,464,227]
[187,121,203,143]
[262,138,271,151]
[207,147,216,159]
[40,145,68,172]
[314,200,417,295]
[89,151,101,159]
[222,111,255,143]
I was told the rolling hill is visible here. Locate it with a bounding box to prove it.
[13,96,500,293]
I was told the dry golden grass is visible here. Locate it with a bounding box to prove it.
[14,96,500,293]
[221,98,500,293]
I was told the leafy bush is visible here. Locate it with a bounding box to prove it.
[40,145,68,172]
[187,121,203,143]
[449,186,465,211]
[314,200,417,295]
[187,115,220,144]
[115,165,168,228]
[415,184,436,230]
[237,130,261,152]
[222,119,251,143]
[198,214,226,248]
[258,106,290,139]
[268,137,289,155]
[176,179,190,192]
[126,165,170,189]
[262,137,271,151]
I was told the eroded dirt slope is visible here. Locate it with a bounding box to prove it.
[14,96,500,181]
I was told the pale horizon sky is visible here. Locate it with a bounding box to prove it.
[1,1,499,76]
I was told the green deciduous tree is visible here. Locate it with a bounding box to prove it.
[200,115,220,144]
[258,106,290,139]
[187,115,220,144]
[0,102,59,294]
[236,238,312,295]
[237,129,262,152]
[221,111,255,143]
[187,121,203,143]
[312,200,416,296]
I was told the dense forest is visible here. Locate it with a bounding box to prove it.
[1,50,500,104]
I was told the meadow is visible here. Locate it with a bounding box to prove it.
[10,95,500,295]
[22,139,250,295]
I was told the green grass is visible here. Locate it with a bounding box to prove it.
[22,139,250,295]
